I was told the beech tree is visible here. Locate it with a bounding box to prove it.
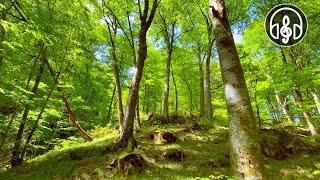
[1,0,320,178]
[116,0,161,148]
[210,0,265,178]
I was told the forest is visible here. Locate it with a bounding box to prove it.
[0,0,320,179]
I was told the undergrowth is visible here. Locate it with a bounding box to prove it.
[1,122,320,179]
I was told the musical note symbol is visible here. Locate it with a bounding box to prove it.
[280,15,293,44]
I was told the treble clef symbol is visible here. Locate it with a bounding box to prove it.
[280,15,293,44]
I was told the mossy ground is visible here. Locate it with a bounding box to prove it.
[1,121,320,180]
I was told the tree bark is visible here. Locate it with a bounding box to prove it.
[116,0,160,148]
[210,0,265,178]
[106,21,125,132]
[0,0,6,66]
[113,59,124,131]
[158,18,177,122]
[266,96,279,123]
[205,24,214,121]
[197,44,205,117]
[253,79,262,128]
[162,46,173,122]
[181,66,193,116]
[61,95,93,141]
[11,46,45,167]
[107,87,116,123]
[135,92,141,129]
[275,92,293,123]
[25,58,38,88]
[171,66,178,115]
[310,87,320,115]
[293,89,318,136]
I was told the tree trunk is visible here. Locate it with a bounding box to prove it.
[0,114,14,151]
[210,0,265,179]
[42,44,93,142]
[117,0,159,148]
[61,95,93,141]
[11,52,45,167]
[162,47,173,122]
[275,92,293,123]
[113,62,124,132]
[171,66,178,115]
[107,22,125,132]
[253,79,262,128]
[25,58,38,88]
[21,87,55,159]
[0,0,6,66]
[310,87,320,115]
[266,96,279,123]
[181,67,193,116]
[197,46,205,117]
[107,87,116,123]
[205,29,213,120]
[293,89,318,136]
[144,84,149,114]
[135,92,141,129]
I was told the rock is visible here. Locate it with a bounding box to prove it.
[117,154,146,175]
[163,149,185,162]
[149,131,178,144]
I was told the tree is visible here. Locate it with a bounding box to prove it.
[0,0,6,66]
[198,3,214,120]
[116,0,160,148]
[104,14,125,132]
[156,6,177,122]
[11,43,46,167]
[210,0,265,178]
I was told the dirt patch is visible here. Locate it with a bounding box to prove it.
[69,151,83,161]
[111,154,146,175]
[162,149,185,162]
[149,131,178,144]
[260,129,319,160]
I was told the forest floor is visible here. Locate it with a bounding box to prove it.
[1,120,320,180]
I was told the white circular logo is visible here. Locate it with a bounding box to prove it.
[265,4,308,46]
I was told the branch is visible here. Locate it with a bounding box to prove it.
[146,0,160,28]
[137,0,142,19]
[103,4,135,57]
[142,0,149,20]
[173,27,193,44]
[6,11,25,21]
[155,10,169,43]
[197,2,210,27]
[9,0,28,22]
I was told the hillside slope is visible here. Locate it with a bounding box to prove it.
[1,123,320,180]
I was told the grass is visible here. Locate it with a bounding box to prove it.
[1,122,320,179]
